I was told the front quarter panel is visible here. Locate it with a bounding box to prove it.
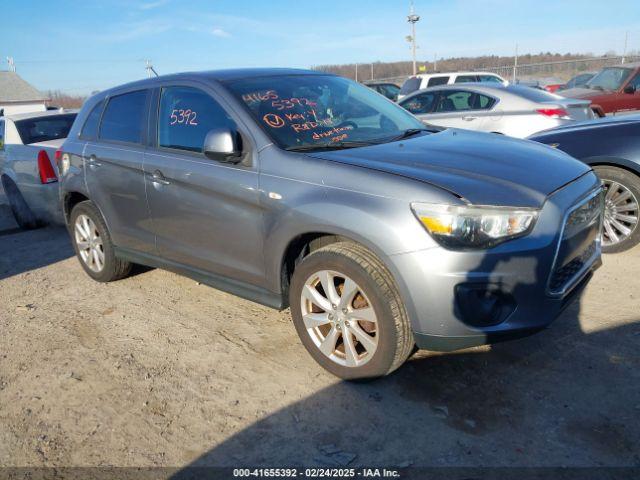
[260,147,459,295]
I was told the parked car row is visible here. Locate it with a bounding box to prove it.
[1,67,636,381]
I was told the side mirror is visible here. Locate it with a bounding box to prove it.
[623,84,636,94]
[203,127,242,163]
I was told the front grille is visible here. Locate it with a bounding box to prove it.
[549,241,596,292]
[548,189,604,297]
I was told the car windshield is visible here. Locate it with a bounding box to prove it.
[587,67,633,91]
[14,113,77,144]
[225,74,426,151]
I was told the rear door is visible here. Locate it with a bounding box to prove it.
[143,83,264,288]
[84,89,155,253]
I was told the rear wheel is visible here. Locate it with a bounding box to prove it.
[2,177,38,229]
[593,166,640,253]
[69,201,132,282]
[289,242,414,380]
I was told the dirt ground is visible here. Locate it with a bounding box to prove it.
[0,195,639,470]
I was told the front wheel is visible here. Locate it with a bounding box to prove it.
[593,166,640,253]
[69,201,132,282]
[289,242,414,380]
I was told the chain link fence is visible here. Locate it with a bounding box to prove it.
[372,55,640,87]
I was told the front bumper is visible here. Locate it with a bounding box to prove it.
[387,172,603,352]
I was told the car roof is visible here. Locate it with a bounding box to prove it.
[95,68,333,97]
[2,109,79,121]
[409,82,508,94]
[415,71,501,78]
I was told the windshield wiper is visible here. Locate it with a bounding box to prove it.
[285,140,377,152]
[390,128,433,141]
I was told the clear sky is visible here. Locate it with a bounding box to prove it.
[2,0,639,94]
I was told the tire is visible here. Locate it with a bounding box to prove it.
[2,177,38,230]
[69,200,132,282]
[289,241,414,380]
[593,166,640,254]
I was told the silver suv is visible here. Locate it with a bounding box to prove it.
[58,69,603,379]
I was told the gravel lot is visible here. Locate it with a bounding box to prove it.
[0,194,639,469]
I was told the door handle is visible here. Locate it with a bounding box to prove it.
[151,170,171,185]
[462,115,477,121]
[86,155,102,167]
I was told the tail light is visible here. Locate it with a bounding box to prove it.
[37,150,58,184]
[537,108,569,119]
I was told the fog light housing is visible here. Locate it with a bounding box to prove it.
[454,283,516,327]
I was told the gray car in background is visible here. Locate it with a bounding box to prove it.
[58,69,603,379]
[0,110,77,228]
[399,83,594,138]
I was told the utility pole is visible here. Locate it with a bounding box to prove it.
[6,57,16,72]
[407,1,420,75]
[622,31,629,64]
[512,43,518,83]
[355,63,358,82]
[371,63,374,81]
[145,60,158,78]
[433,53,437,71]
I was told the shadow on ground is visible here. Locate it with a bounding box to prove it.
[175,239,640,470]
[176,307,639,468]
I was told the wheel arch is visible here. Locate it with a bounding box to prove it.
[63,191,91,223]
[584,157,640,179]
[276,229,415,321]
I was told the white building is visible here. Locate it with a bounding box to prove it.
[0,71,48,116]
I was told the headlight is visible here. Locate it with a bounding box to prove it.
[411,203,539,249]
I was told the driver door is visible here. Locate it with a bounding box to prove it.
[143,84,265,288]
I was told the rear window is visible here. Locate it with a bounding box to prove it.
[14,114,77,145]
[478,74,503,83]
[399,77,421,95]
[80,100,105,140]
[454,75,478,83]
[427,76,449,87]
[99,90,148,144]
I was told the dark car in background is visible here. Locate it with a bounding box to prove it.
[363,81,400,101]
[530,115,640,252]
[560,63,640,116]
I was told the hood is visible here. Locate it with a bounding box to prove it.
[559,87,608,100]
[308,129,591,208]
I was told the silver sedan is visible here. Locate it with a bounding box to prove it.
[399,83,594,138]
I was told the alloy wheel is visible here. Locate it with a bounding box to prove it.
[74,214,105,272]
[601,179,639,247]
[300,270,378,367]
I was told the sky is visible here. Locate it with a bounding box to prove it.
[2,0,640,94]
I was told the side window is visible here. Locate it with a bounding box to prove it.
[454,75,478,83]
[629,73,640,90]
[478,75,503,84]
[99,90,148,144]
[427,76,449,87]
[80,100,105,140]
[158,86,235,153]
[401,92,436,114]
[434,90,474,112]
[0,119,5,150]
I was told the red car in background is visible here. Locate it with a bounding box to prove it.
[560,63,640,116]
